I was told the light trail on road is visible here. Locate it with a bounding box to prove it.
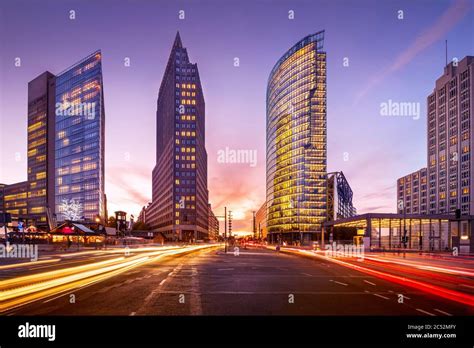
[0,244,221,313]
[274,247,474,307]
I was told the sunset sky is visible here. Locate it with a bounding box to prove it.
[1,0,473,233]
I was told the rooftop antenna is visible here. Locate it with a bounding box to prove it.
[445,39,448,70]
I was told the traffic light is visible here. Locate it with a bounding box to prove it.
[228,211,232,234]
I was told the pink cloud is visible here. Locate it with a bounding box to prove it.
[354,0,472,104]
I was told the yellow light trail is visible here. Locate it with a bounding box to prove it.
[0,244,221,313]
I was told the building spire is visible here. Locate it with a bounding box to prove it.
[173,31,183,49]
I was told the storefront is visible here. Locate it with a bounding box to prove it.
[322,213,474,253]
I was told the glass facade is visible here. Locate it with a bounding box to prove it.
[27,72,56,227]
[54,51,105,222]
[3,181,28,218]
[266,31,327,242]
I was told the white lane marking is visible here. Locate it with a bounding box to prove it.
[301,273,313,277]
[373,293,389,300]
[402,295,411,300]
[363,280,376,286]
[189,266,202,315]
[416,308,436,316]
[217,268,234,271]
[434,308,453,316]
[159,279,167,286]
[43,290,75,303]
[330,280,348,286]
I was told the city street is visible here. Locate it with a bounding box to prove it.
[2,245,473,316]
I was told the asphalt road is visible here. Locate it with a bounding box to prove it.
[5,246,472,316]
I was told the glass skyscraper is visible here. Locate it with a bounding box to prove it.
[147,32,209,241]
[27,71,56,228]
[54,51,105,222]
[266,31,327,243]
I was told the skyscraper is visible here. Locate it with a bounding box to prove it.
[427,56,473,216]
[148,32,208,241]
[397,56,474,217]
[27,71,56,228]
[54,51,106,222]
[266,31,327,244]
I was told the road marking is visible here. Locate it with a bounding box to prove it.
[416,308,436,316]
[434,308,452,316]
[364,280,376,286]
[189,266,202,315]
[130,312,136,316]
[330,280,348,286]
[301,273,313,277]
[42,290,75,303]
[402,295,411,300]
[373,293,389,300]
[155,290,391,295]
[217,268,234,271]
[159,279,167,286]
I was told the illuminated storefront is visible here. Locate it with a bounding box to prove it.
[323,213,474,252]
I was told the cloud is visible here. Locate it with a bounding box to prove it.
[354,0,472,104]
[105,165,152,214]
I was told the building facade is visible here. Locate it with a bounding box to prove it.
[148,32,209,241]
[0,184,5,215]
[54,51,106,222]
[27,72,57,228]
[3,181,28,222]
[266,31,327,243]
[327,171,357,221]
[397,168,428,215]
[255,202,268,240]
[427,56,474,216]
[398,56,474,217]
[208,204,219,241]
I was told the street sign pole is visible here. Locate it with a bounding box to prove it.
[224,206,227,253]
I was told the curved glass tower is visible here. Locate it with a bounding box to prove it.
[266,31,327,243]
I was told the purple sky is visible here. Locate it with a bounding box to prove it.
[1,0,473,233]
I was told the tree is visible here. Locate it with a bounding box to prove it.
[107,216,116,227]
[60,199,83,221]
